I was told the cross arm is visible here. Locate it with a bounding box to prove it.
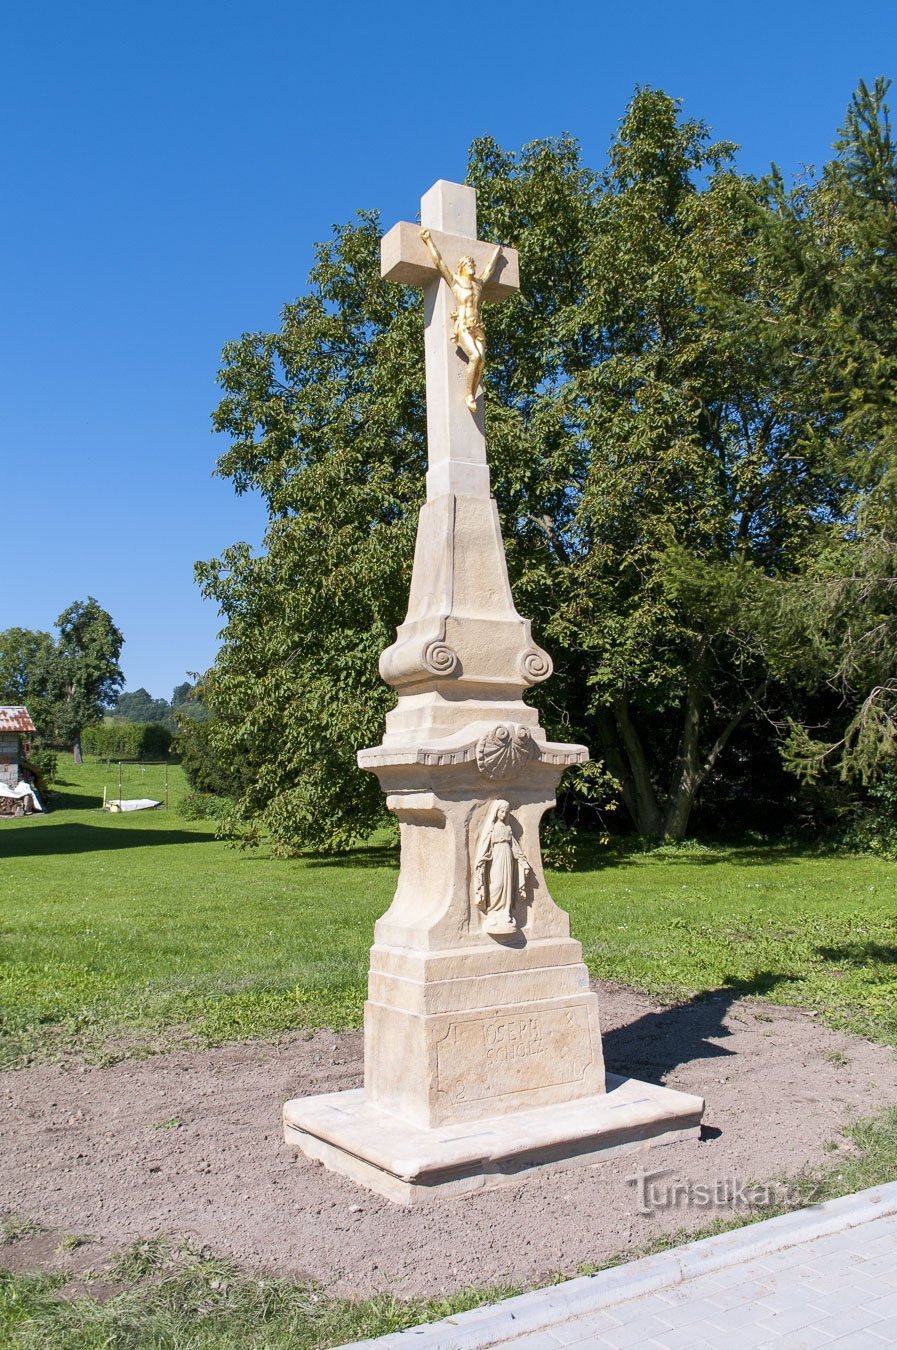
[380,222,519,302]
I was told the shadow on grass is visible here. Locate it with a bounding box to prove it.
[51,778,174,812]
[1,822,214,858]
[603,972,802,1084]
[300,844,399,870]
[48,789,104,810]
[817,942,897,966]
[568,835,842,875]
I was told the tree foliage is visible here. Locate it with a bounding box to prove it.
[0,599,124,759]
[111,688,174,727]
[0,627,59,734]
[108,682,207,730]
[52,599,124,760]
[199,83,897,852]
[175,709,246,798]
[765,79,897,787]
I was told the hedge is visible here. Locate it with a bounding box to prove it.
[82,721,173,760]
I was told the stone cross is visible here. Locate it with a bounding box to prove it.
[380,180,519,501]
[283,176,705,1204]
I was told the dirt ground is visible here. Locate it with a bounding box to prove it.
[2,982,897,1298]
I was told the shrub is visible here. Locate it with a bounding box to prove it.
[174,715,244,796]
[798,769,897,860]
[25,747,57,785]
[82,722,172,761]
[844,768,897,860]
[178,791,234,822]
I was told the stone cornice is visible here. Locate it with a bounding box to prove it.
[358,722,588,777]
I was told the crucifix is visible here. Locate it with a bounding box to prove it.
[380,180,519,501]
[283,175,705,1204]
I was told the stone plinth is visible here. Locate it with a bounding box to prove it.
[356,730,603,1132]
[284,1074,704,1204]
[283,179,703,1201]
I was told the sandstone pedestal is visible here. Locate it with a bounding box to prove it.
[283,180,703,1201]
[284,1075,704,1203]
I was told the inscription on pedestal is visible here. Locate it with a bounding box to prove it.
[436,1004,594,1106]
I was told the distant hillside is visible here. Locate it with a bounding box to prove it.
[108,681,208,729]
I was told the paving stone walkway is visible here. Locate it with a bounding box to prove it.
[350,1182,897,1350]
[503,1209,897,1347]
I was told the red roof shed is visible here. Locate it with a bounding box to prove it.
[0,707,37,734]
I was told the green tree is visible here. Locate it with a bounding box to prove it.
[171,680,208,722]
[53,598,124,763]
[175,711,244,797]
[108,682,208,730]
[197,205,423,851]
[762,79,897,788]
[0,627,59,735]
[198,86,877,850]
[478,98,837,838]
[111,687,173,726]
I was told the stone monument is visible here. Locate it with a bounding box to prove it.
[283,180,704,1201]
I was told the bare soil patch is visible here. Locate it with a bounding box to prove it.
[2,982,896,1298]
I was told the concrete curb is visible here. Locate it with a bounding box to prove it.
[343,1180,897,1349]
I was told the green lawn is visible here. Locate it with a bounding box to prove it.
[1,755,895,1067]
[2,757,896,1346]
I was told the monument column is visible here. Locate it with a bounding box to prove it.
[284,180,704,1202]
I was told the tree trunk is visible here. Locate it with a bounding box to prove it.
[662,684,760,839]
[72,739,82,765]
[662,675,705,839]
[607,698,663,836]
[594,710,640,825]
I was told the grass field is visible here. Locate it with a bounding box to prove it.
[2,755,896,1347]
[1,755,895,1068]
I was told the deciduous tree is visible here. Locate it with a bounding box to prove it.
[759,80,897,789]
[200,85,888,850]
[0,627,59,734]
[53,598,124,763]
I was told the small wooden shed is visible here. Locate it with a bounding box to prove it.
[0,706,37,790]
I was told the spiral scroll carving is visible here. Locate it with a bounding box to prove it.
[423,639,460,676]
[476,723,535,780]
[519,648,553,683]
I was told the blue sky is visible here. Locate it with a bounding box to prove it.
[2,1,894,699]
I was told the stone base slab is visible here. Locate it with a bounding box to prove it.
[283,1074,704,1203]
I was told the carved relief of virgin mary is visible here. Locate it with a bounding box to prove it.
[474,799,532,936]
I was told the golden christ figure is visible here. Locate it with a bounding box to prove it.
[420,227,503,412]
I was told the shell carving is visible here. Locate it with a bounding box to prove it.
[476,723,535,781]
